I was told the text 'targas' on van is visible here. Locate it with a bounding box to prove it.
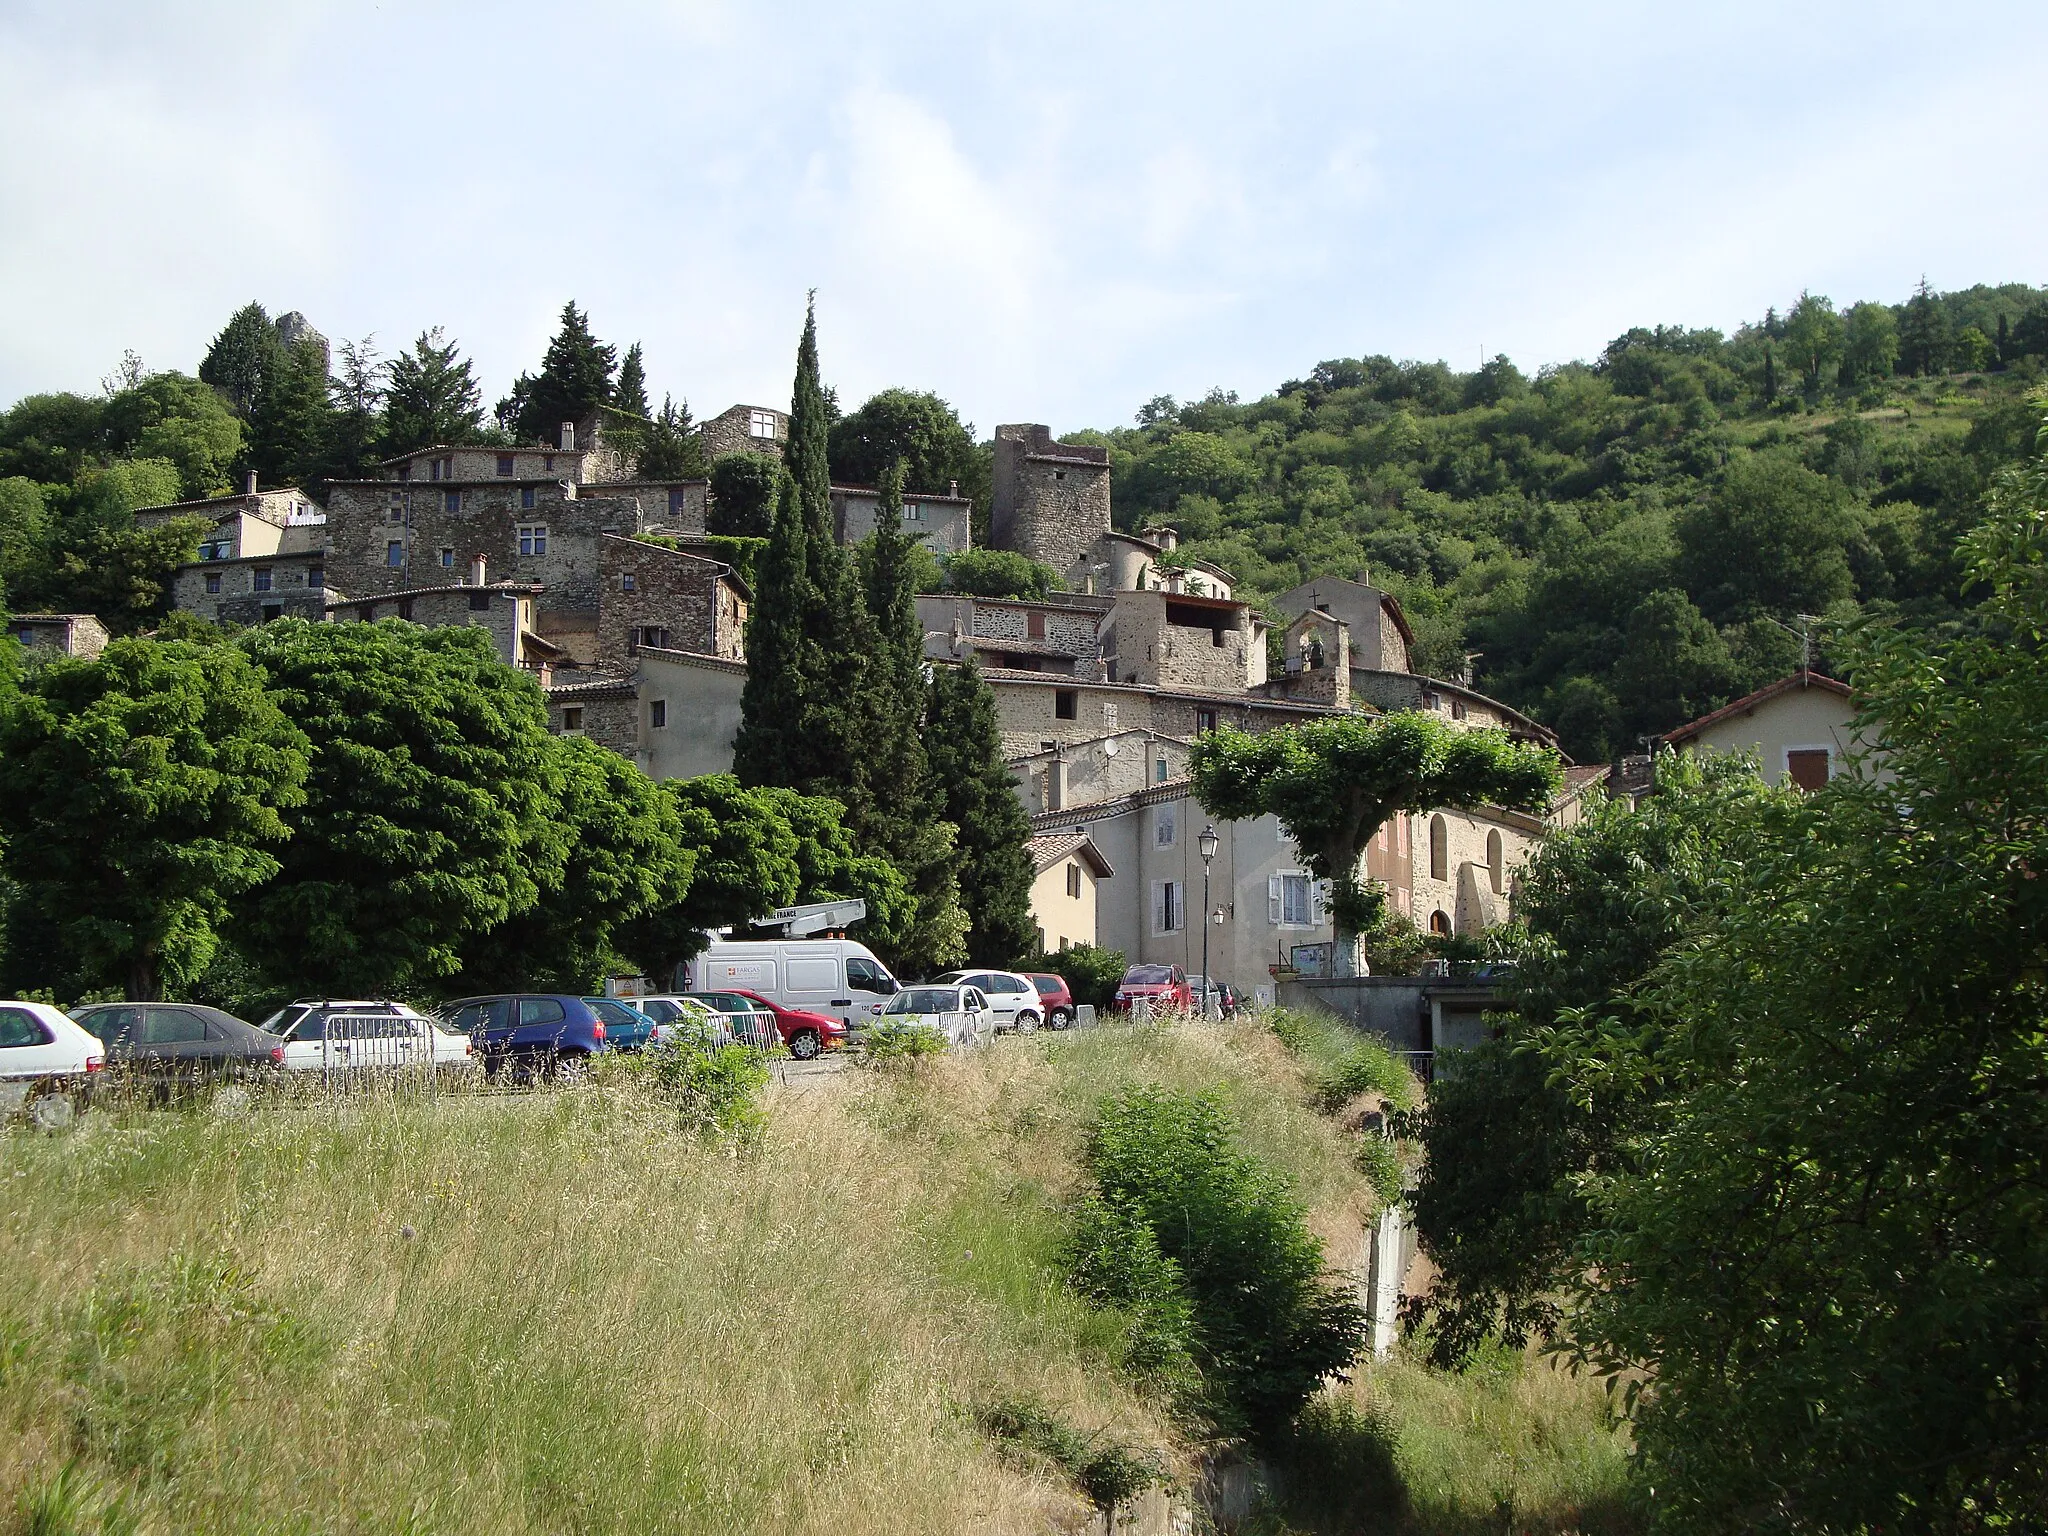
[683,939,899,1030]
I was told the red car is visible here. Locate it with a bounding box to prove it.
[1115,963,1192,1012]
[730,989,847,1061]
[1025,973,1077,1029]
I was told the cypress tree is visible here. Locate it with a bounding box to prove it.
[1996,313,2011,367]
[925,654,1037,967]
[1761,344,1777,404]
[733,471,817,792]
[853,461,967,973]
[248,333,334,489]
[199,302,283,419]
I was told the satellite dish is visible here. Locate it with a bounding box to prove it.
[1103,738,1119,757]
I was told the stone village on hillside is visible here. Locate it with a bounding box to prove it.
[13,401,1865,1005]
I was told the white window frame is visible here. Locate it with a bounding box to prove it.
[1103,701,1119,730]
[1152,879,1184,935]
[1154,802,1177,848]
[749,409,777,439]
[1268,870,1322,929]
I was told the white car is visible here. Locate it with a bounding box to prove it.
[632,995,736,1050]
[271,1004,472,1074]
[875,985,995,1050]
[0,1000,105,1129]
[931,970,1043,1033]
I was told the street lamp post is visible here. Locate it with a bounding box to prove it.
[1198,824,1220,1018]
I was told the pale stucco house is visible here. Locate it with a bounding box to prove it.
[1660,671,1878,789]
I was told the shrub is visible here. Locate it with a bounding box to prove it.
[942,548,1056,600]
[972,1395,1169,1517]
[1061,1195,1198,1385]
[608,1040,770,1140]
[857,1020,949,1071]
[1075,1085,1366,1442]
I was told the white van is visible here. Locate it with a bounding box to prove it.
[684,939,899,1031]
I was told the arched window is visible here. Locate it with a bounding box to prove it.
[1487,829,1503,895]
[1429,815,1447,882]
[1429,909,1452,936]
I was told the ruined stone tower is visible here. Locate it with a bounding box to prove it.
[990,424,1112,586]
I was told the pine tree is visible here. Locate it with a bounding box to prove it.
[614,343,650,419]
[925,654,1037,967]
[327,337,384,480]
[637,395,707,479]
[248,333,333,489]
[1761,344,1777,404]
[1996,313,2011,367]
[1900,276,1950,377]
[382,328,485,454]
[500,302,617,445]
[199,302,284,419]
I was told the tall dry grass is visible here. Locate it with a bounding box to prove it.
[0,1019,1637,1534]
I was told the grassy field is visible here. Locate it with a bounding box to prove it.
[0,1020,1634,1534]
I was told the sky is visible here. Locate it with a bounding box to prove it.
[3,0,2045,437]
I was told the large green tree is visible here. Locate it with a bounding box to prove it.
[1841,300,1899,384]
[246,332,334,489]
[707,451,778,537]
[500,301,616,445]
[1675,453,1858,622]
[1192,713,1560,974]
[101,373,243,500]
[231,621,566,997]
[1557,449,2048,1528]
[636,396,707,481]
[924,654,1035,968]
[0,638,309,1000]
[382,328,485,455]
[326,337,385,482]
[827,387,988,509]
[1781,291,1844,397]
[456,734,695,991]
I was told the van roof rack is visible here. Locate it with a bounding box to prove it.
[765,899,867,938]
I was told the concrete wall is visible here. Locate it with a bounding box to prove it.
[1409,807,1537,937]
[1272,576,1411,674]
[1679,684,1880,787]
[990,424,1111,583]
[834,487,972,556]
[1008,730,1194,816]
[636,649,747,780]
[1028,857,1099,953]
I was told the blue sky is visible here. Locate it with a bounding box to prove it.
[3,0,2043,437]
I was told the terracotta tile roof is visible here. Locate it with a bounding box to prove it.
[1028,831,1116,879]
[1661,671,1853,745]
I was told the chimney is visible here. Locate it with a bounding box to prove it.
[949,479,958,497]
[1047,752,1066,813]
[245,470,258,495]
[470,555,488,587]
[560,421,576,451]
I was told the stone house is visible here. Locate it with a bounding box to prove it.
[1026,831,1114,954]
[1102,526,1235,600]
[990,424,1112,588]
[833,483,973,556]
[979,671,1336,761]
[697,404,788,462]
[1008,729,1196,816]
[915,592,1113,677]
[1100,589,1266,692]
[1271,575,1413,673]
[325,580,560,672]
[134,477,323,553]
[1660,671,1876,789]
[595,534,748,667]
[171,548,333,626]
[634,649,749,780]
[546,673,640,756]
[7,613,108,659]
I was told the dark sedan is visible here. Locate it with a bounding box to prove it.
[68,1002,281,1083]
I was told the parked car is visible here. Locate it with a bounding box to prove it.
[257,999,438,1040]
[0,1001,104,1129]
[684,939,899,1031]
[631,995,735,1049]
[585,997,659,1052]
[874,985,994,1050]
[679,991,784,1051]
[69,1002,283,1083]
[1216,981,1242,1018]
[727,989,847,1060]
[271,1004,473,1075]
[931,969,1043,1033]
[440,994,608,1078]
[1115,964,1192,1012]
[1024,973,1077,1029]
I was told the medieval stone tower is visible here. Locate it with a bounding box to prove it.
[990,424,1112,586]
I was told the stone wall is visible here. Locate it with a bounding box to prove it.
[1007,730,1195,816]
[171,552,330,626]
[595,534,741,666]
[1107,591,1254,693]
[9,614,109,659]
[698,404,787,462]
[611,480,710,535]
[990,424,1111,582]
[985,671,1330,760]
[386,445,592,485]
[328,585,535,668]
[549,683,638,758]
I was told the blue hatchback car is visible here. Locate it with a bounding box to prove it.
[442,994,612,1078]
[584,997,658,1052]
